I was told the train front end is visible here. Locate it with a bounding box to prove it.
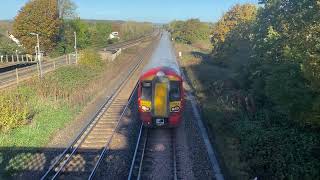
[138,67,184,128]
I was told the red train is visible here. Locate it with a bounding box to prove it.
[138,66,184,127]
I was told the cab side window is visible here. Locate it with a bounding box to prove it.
[141,81,152,100]
[169,81,181,101]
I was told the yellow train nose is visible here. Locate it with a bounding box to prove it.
[154,82,169,117]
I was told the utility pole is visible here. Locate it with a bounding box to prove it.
[74,31,78,64]
[30,32,43,78]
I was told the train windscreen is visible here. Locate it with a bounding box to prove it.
[141,81,152,100]
[169,81,181,101]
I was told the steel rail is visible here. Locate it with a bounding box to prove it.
[172,129,178,180]
[88,83,139,180]
[127,124,145,180]
[88,42,153,179]
[136,129,148,180]
[128,129,178,180]
[40,34,156,180]
[89,35,159,179]
[40,96,111,180]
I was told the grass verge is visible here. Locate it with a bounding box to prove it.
[0,49,104,147]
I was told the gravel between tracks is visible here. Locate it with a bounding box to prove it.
[92,38,159,180]
[181,96,215,179]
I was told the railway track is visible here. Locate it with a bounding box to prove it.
[40,36,158,180]
[103,33,155,51]
[128,126,178,180]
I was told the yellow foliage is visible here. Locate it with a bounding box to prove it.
[0,90,32,132]
[211,4,257,46]
[12,0,60,53]
[78,49,104,69]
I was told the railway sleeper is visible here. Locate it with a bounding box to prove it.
[84,135,112,141]
[80,141,109,149]
[92,124,116,130]
[94,121,118,125]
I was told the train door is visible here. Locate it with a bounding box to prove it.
[152,75,170,125]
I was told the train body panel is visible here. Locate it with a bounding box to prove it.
[138,31,184,128]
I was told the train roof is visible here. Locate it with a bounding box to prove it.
[140,66,182,81]
[142,31,181,75]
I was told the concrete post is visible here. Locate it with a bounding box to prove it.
[1,55,3,63]
[6,55,8,62]
[16,68,19,84]
[37,62,40,78]
[74,31,78,64]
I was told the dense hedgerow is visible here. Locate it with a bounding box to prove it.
[172,1,320,179]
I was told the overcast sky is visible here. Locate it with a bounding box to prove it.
[0,0,259,23]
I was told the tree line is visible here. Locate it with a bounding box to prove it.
[211,1,320,129]
[169,0,319,178]
[168,19,211,45]
[4,0,153,56]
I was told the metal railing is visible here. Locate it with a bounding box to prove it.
[0,53,76,89]
[0,54,36,64]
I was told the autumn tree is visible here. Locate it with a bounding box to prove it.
[12,0,60,53]
[211,4,257,51]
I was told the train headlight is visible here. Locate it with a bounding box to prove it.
[141,106,151,112]
[171,106,180,112]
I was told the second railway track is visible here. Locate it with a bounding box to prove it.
[40,35,159,180]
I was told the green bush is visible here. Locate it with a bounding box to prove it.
[169,19,211,44]
[234,113,320,179]
[78,48,104,70]
[0,87,34,132]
